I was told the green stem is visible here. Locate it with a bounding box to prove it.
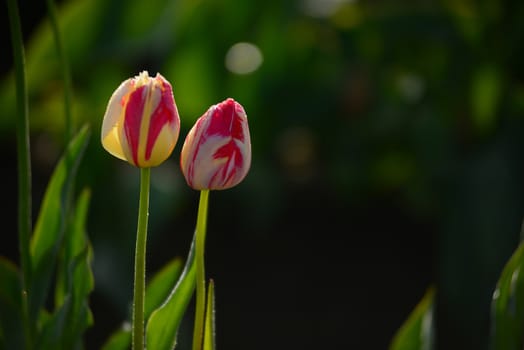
[132,167,151,350]
[6,0,33,348]
[192,190,210,350]
[46,0,73,144]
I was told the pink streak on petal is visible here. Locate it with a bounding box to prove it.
[205,98,245,142]
[145,81,177,160]
[213,140,242,167]
[211,139,243,188]
[124,85,146,166]
[181,98,250,190]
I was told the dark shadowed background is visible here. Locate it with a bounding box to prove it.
[2,0,524,349]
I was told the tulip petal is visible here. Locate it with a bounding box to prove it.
[144,75,180,165]
[180,98,251,190]
[123,85,148,166]
[101,71,180,167]
[101,78,134,161]
[146,125,178,167]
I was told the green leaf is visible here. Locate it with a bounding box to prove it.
[100,327,132,350]
[64,191,95,347]
[389,287,435,350]
[37,244,93,350]
[63,244,94,348]
[146,233,197,350]
[0,257,24,349]
[101,257,185,350]
[203,279,216,350]
[37,297,71,350]
[53,188,94,349]
[28,125,90,320]
[470,64,502,135]
[55,188,92,307]
[491,242,524,350]
[0,257,22,310]
[145,258,184,319]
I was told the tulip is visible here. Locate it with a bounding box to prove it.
[180,98,251,190]
[180,98,251,350]
[101,71,180,167]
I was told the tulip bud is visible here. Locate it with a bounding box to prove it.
[101,71,180,167]
[180,98,251,190]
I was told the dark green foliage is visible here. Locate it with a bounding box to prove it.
[101,257,186,350]
[145,233,196,350]
[0,127,93,349]
[4,0,524,349]
[390,288,434,350]
[491,242,524,350]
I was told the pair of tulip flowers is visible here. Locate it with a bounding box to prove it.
[101,71,251,190]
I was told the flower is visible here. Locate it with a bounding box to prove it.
[101,71,180,167]
[180,98,251,190]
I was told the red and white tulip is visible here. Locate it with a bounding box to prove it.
[101,71,180,167]
[180,98,251,190]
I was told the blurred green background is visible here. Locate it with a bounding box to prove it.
[2,0,524,349]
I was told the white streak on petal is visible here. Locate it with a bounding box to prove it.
[101,78,133,161]
[191,135,229,189]
[180,99,251,190]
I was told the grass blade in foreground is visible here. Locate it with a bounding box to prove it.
[203,279,216,350]
[491,242,524,350]
[145,258,184,318]
[146,233,197,350]
[29,125,90,320]
[46,0,74,144]
[7,0,32,290]
[0,257,24,349]
[101,258,184,350]
[101,328,132,350]
[6,0,32,346]
[389,287,435,350]
[35,176,94,349]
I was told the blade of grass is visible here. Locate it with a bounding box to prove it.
[101,257,185,350]
[29,126,90,322]
[0,258,24,349]
[6,0,33,347]
[46,0,74,144]
[490,243,524,350]
[389,287,435,350]
[203,279,216,350]
[145,232,197,350]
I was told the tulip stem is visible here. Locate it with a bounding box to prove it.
[133,167,151,350]
[193,189,210,350]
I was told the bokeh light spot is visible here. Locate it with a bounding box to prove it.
[300,0,355,18]
[397,73,425,103]
[225,42,263,75]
